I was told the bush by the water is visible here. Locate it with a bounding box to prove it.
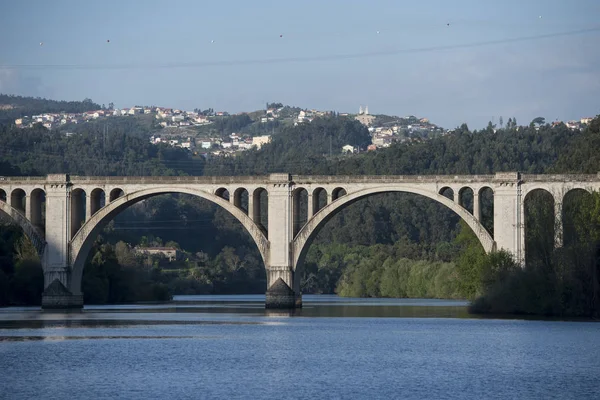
[469,190,600,318]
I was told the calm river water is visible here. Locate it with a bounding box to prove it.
[1,295,599,399]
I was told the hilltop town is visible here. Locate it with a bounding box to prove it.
[11,102,450,155]
[10,101,595,157]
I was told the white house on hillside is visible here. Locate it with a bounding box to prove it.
[342,144,355,154]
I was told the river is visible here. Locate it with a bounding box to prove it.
[1,295,599,399]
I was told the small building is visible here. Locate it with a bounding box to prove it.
[252,135,272,149]
[342,144,355,154]
[135,247,181,261]
[355,113,375,127]
[581,117,593,125]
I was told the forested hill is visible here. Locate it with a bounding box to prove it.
[0,92,597,178]
[0,94,102,124]
[0,117,204,176]
[206,116,599,176]
[204,116,372,175]
[1,110,599,178]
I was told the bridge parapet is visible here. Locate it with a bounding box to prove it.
[0,176,47,184]
[521,174,600,182]
[269,173,292,182]
[69,175,270,185]
[292,174,497,184]
[493,172,521,181]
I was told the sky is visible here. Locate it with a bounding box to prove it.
[0,0,599,128]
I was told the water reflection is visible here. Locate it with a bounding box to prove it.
[0,335,219,342]
[2,295,600,399]
[0,295,471,329]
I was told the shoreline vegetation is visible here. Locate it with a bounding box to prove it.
[0,96,599,318]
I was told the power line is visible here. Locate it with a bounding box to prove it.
[2,27,599,71]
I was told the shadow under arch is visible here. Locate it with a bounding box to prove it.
[562,188,592,247]
[0,201,46,256]
[69,187,270,295]
[292,186,496,271]
[523,188,555,266]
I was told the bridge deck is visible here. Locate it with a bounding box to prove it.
[1,173,600,185]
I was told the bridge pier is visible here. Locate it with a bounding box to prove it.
[265,266,302,309]
[42,269,83,309]
[264,173,303,309]
[41,174,84,310]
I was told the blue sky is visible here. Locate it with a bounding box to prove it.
[1,0,599,128]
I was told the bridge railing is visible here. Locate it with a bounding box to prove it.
[68,175,270,184]
[0,176,46,182]
[3,173,600,185]
[521,174,600,182]
[292,174,497,183]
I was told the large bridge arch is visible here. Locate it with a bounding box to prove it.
[69,187,269,295]
[0,200,46,256]
[292,185,496,270]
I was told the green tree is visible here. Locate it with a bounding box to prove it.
[10,259,44,305]
[531,116,545,126]
[454,221,486,299]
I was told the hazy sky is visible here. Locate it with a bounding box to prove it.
[1,0,599,128]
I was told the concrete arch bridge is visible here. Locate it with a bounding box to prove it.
[0,172,597,309]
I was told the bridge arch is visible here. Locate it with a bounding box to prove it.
[439,186,454,201]
[477,186,494,197]
[458,186,474,212]
[251,187,269,233]
[109,188,124,202]
[90,188,106,217]
[562,188,593,246]
[311,187,327,215]
[331,187,347,201]
[523,188,555,265]
[215,187,230,200]
[233,187,249,213]
[292,186,496,271]
[0,200,46,257]
[29,188,46,230]
[11,188,26,213]
[69,187,269,295]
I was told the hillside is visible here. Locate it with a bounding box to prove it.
[0,94,102,123]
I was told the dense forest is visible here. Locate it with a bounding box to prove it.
[0,95,599,317]
[0,116,205,176]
